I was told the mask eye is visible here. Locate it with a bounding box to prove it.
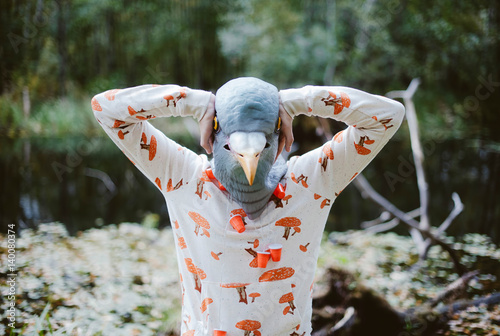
[213,116,221,133]
[275,117,281,133]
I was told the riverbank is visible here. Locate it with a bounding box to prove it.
[1,223,498,335]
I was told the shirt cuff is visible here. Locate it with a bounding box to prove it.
[279,88,309,118]
[183,88,213,121]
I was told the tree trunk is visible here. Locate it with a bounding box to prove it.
[57,0,68,96]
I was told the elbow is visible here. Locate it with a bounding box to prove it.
[91,94,103,114]
[91,94,106,126]
[391,100,406,128]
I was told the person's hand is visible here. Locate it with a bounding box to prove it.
[277,102,294,159]
[199,93,216,154]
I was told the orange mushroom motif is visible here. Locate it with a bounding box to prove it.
[321,91,351,114]
[259,267,295,283]
[128,105,137,116]
[135,114,156,121]
[166,178,184,192]
[211,251,222,260]
[188,211,210,237]
[320,198,331,209]
[299,243,310,252]
[177,234,187,249]
[112,120,126,128]
[140,134,157,160]
[248,239,259,249]
[275,217,301,240]
[379,117,394,130]
[270,191,291,209]
[282,194,292,205]
[354,135,374,155]
[235,320,261,336]
[195,180,205,199]
[200,297,213,313]
[118,130,129,140]
[91,97,102,111]
[290,173,309,188]
[164,89,187,107]
[220,283,251,304]
[245,247,258,268]
[333,130,344,143]
[319,143,334,171]
[104,89,120,101]
[322,143,334,160]
[279,292,296,314]
[155,177,162,190]
[290,332,306,336]
[249,292,261,303]
[182,330,195,336]
[184,258,206,293]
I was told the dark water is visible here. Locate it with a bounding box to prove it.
[1,135,499,243]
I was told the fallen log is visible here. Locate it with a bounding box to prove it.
[311,267,500,336]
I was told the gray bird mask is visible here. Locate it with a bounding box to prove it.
[211,77,287,219]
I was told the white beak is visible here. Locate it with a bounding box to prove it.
[228,132,266,186]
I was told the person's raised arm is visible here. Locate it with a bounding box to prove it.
[91,84,213,194]
[279,85,405,199]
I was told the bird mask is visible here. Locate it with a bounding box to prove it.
[212,77,288,220]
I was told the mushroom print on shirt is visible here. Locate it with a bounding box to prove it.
[92,82,405,336]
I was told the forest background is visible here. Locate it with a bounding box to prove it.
[1,0,499,239]
[0,0,500,334]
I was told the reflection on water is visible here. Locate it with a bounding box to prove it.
[1,136,499,243]
[1,136,169,234]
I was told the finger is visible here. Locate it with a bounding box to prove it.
[200,139,210,154]
[278,103,294,152]
[200,133,213,154]
[283,129,293,152]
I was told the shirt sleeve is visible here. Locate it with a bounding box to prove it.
[91,84,213,196]
[279,85,405,200]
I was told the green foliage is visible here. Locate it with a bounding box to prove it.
[0,94,24,137]
[1,0,498,141]
[26,96,98,136]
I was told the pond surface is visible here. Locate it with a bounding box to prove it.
[1,135,499,243]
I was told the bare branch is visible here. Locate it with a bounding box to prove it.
[386,78,421,100]
[364,218,400,234]
[363,209,420,234]
[437,192,464,235]
[395,80,430,231]
[436,292,500,316]
[360,211,392,228]
[429,271,478,308]
[330,306,355,333]
[353,174,467,275]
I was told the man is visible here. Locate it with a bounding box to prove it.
[91,77,404,336]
